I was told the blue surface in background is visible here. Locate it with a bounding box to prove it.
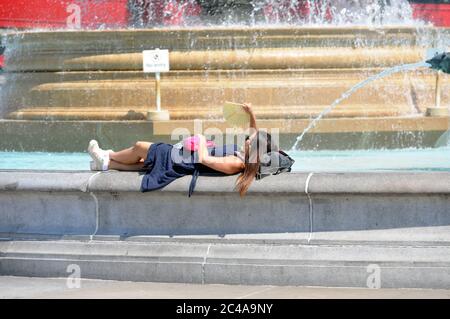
[1,147,450,172]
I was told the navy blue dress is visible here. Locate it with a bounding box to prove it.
[141,143,238,196]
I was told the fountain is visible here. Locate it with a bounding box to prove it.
[1,1,450,290]
[0,1,448,152]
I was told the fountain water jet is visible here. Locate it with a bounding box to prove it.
[291,60,433,151]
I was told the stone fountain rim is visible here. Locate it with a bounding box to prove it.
[3,24,446,37]
[1,170,450,194]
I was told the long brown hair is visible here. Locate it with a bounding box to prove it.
[236,130,276,196]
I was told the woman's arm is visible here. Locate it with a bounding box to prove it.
[196,134,244,175]
[242,103,257,130]
[242,103,258,143]
[201,155,244,175]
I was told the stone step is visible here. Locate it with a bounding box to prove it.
[3,67,446,120]
[3,226,450,248]
[3,26,447,122]
[21,77,427,108]
[1,237,449,288]
[7,105,411,121]
[4,27,424,64]
[5,34,427,72]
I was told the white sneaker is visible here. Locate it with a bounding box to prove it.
[87,140,110,171]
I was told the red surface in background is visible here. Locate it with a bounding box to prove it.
[412,3,450,26]
[0,0,129,29]
[0,0,449,29]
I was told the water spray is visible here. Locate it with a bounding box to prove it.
[290,50,450,151]
[290,60,429,151]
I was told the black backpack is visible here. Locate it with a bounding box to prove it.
[256,150,295,180]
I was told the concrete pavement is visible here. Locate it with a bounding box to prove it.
[1,276,449,299]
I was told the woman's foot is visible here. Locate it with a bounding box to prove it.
[88,140,110,171]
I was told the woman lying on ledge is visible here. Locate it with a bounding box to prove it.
[87,103,277,196]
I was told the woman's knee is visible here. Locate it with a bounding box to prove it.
[134,141,151,156]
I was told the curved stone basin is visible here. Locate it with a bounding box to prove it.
[0,26,449,151]
[2,26,449,121]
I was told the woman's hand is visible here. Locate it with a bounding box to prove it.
[195,134,208,164]
[242,103,253,115]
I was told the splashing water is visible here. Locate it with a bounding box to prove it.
[290,60,430,151]
[128,0,417,28]
[1,0,422,32]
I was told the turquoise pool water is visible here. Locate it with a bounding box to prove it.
[1,147,450,172]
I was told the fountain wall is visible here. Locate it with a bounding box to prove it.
[1,26,449,150]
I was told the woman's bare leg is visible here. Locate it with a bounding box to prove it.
[108,159,145,171]
[109,141,152,164]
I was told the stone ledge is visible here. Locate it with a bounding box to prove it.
[1,170,450,237]
[4,226,450,246]
[1,239,450,288]
[1,171,450,194]
[5,48,425,72]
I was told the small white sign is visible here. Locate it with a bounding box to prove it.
[143,49,170,73]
